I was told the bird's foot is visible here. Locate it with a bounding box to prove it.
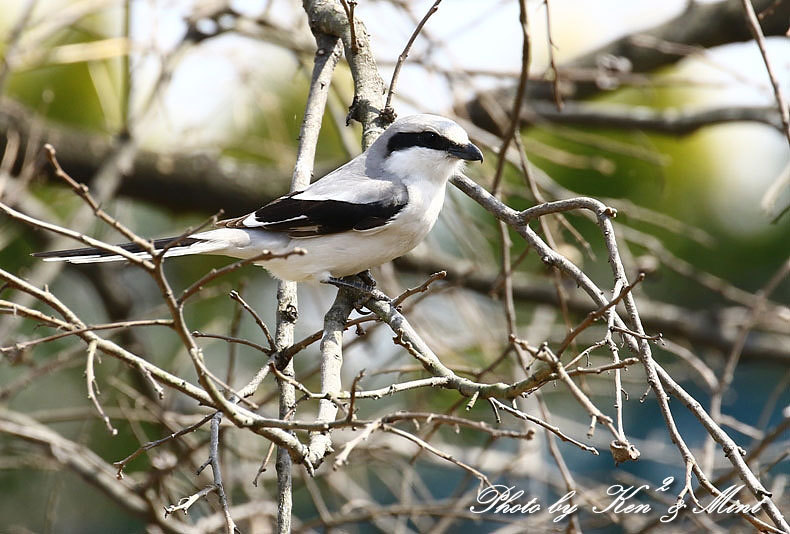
[323,275,391,304]
[356,269,377,288]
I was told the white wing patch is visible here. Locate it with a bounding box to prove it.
[240,213,309,228]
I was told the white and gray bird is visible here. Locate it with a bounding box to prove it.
[34,114,483,283]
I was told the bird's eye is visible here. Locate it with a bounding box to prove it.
[420,132,439,144]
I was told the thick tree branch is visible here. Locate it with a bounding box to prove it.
[272,29,343,532]
[520,101,784,134]
[0,99,290,215]
[302,0,389,146]
[463,0,790,133]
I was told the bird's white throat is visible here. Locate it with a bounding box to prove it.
[383,147,464,184]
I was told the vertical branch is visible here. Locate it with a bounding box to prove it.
[490,0,530,195]
[740,0,790,148]
[384,0,443,115]
[273,31,343,534]
[296,0,395,475]
[338,0,358,54]
[306,290,356,466]
[302,0,388,148]
[273,281,297,534]
[207,412,236,534]
[536,393,581,534]
[85,339,118,436]
[121,0,131,134]
[489,0,531,367]
[513,134,574,335]
[543,0,563,110]
[290,34,344,191]
[605,286,626,442]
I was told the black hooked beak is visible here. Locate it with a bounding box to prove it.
[449,142,484,162]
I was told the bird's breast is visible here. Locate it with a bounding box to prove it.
[393,179,447,240]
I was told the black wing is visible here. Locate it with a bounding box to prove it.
[221,189,408,237]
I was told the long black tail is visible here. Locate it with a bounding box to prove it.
[32,237,202,263]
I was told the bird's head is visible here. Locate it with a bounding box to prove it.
[375,114,483,182]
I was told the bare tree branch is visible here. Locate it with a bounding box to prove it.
[302,0,389,144]
[520,101,785,134]
[463,0,790,132]
[0,99,290,215]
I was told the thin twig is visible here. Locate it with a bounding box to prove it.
[206,412,236,534]
[567,357,640,376]
[489,398,598,455]
[192,331,273,355]
[229,289,275,350]
[555,273,645,357]
[740,0,790,148]
[606,285,627,443]
[164,485,217,517]
[536,392,581,533]
[0,201,154,268]
[0,319,173,353]
[334,418,382,468]
[178,249,305,304]
[392,270,446,306]
[85,340,117,436]
[226,281,246,386]
[113,412,214,479]
[490,0,530,194]
[338,0,358,54]
[43,144,155,256]
[543,0,563,110]
[609,325,662,341]
[384,0,443,115]
[156,210,223,259]
[384,424,493,489]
